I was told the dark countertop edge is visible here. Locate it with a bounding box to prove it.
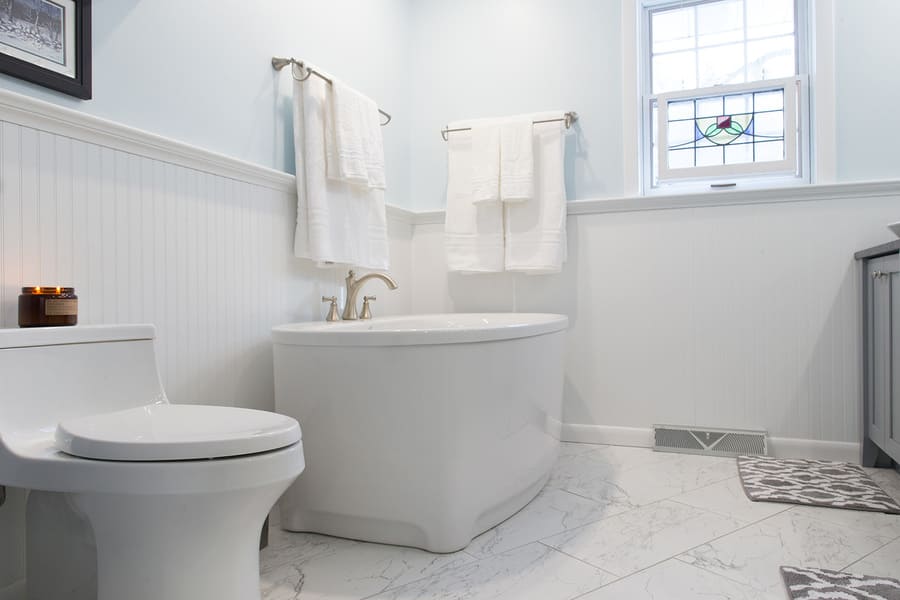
[855,239,900,260]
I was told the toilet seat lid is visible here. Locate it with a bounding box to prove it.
[55,404,301,461]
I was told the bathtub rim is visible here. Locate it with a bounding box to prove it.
[272,313,568,347]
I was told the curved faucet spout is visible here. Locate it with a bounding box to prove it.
[342,270,399,320]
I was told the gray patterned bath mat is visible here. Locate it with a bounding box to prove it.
[781,566,900,600]
[738,455,900,514]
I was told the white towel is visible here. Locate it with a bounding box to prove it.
[293,72,390,270]
[470,121,501,204]
[499,118,534,203]
[329,79,387,190]
[445,124,504,273]
[504,119,567,274]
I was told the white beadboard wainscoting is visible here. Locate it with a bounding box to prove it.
[0,92,413,597]
[0,121,413,411]
[409,188,900,463]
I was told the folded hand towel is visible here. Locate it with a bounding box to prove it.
[500,118,534,203]
[470,122,501,204]
[329,79,387,190]
[504,119,567,274]
[293,72,389,269]
[445,123,504,272]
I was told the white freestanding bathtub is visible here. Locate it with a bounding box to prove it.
[272,313,567,553]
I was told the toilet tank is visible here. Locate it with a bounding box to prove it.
[0,325,167,436]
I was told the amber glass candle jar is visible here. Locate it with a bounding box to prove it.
[18,287,78,327]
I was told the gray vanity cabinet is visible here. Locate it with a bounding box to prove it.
[860,243,900,465]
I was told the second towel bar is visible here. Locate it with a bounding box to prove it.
[440,112,578,141]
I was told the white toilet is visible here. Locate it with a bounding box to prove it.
[0,324,305,600]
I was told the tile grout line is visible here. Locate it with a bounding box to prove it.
[840,532,900,574]
[666,496,793,523]
[529,497,765,590]
[536,540,622,580]
[670,504,900,589]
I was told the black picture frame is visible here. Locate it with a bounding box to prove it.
[0,0,91,99]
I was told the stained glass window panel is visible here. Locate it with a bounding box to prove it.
[664,88,787,170]
[754,110,784,138]
[668,120,695,147]
[724,93,753,115]
[696,146,724,167]
[668,149,695,169]
[668,100,694,121]
[753,89,784,112]
[755,140,785,161]
[724,143,754,164]
[696,97,724,119]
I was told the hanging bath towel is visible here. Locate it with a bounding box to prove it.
[292,67,389,269]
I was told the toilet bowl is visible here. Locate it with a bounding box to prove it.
[0,325,305,600]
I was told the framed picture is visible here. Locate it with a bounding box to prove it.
[0,0,90,99]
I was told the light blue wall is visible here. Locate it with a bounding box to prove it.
[2,1,895,212]
[407,0,624,211]
[833,0,900,182]
[0,0,412,206]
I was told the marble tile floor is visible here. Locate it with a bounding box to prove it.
[260,443,900,600]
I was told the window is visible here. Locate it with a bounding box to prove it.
[642,0,808,191]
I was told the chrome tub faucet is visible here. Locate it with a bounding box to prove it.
[341,270,398,320]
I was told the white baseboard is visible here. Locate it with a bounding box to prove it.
[561,424,653,447]
[0,580,25,600]
[560,424,861,463]
[767,437,861,463]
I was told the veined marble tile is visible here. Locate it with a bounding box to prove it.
[545,452,640,509]
[577,558,782,600]
[366,542,614,600]
[595,453,739,506]
[558,442,607,457]
[787,505,900,541]
[847,538,900,577]
[542,500,743,577]
[579,445,668,471]
[260,532,473,600]
[465,488,622,558]
[866,467,900,504]
[547,447,737,508]
[679,509,893,596]
[261,529,355,572]
[671,477,792,524]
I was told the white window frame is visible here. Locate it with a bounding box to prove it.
[634,0,816,194]
[656,76,800,181]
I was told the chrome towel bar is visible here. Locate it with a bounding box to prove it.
[272,57,392,126]
[440,111,578,141]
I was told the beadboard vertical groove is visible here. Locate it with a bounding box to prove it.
[0,120,411,410]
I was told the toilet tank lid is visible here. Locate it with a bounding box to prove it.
[0,324,156,349]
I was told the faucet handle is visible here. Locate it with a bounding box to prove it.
[322,296,340,322]
[360,296,376,320]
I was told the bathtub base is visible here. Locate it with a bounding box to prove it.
[280,472,550,553]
